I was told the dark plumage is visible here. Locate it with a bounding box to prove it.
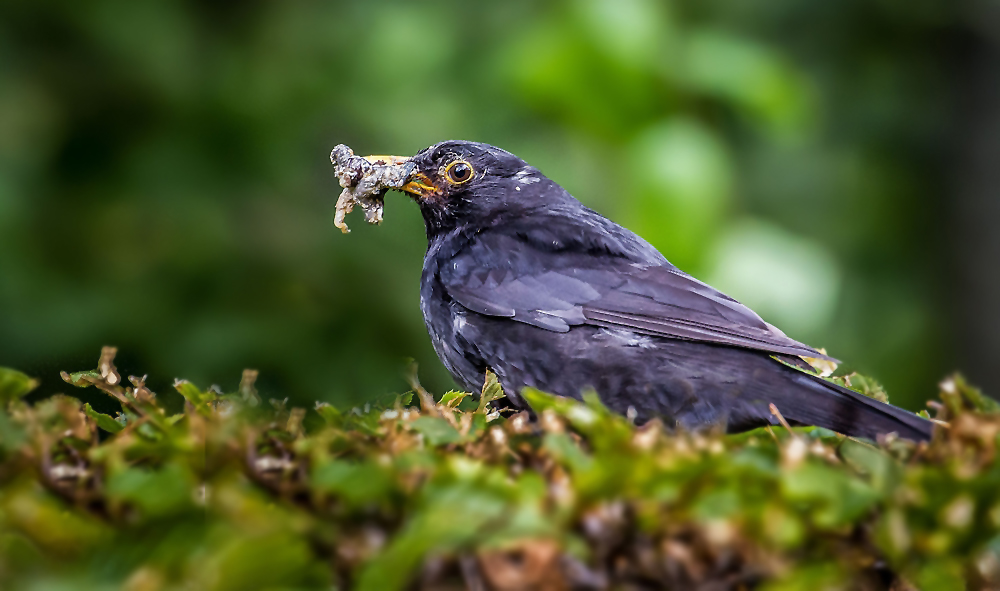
[390,140,933,441]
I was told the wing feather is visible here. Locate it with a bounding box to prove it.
[438,222,834,360]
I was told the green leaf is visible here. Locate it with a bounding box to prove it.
[198,532,329,590]
[136,422,163,442]
[173,379,210,402]
[943,373,1000,414]
[312,460,396,507]
[914,559,966,591]
[411,416,463,446]
[356,485,507,591]
[467,412,488,439]
[0,368,39,403]
[439,390,468,408]
[106,463,195,518]
[0,411,25,452]
[477,370,505,413]
[83,403,124,434]
[760,562,846,591]
[60,370,101,388]
[0,483,109,554]
[692,488,741,520]
[842,373,889,404]
[314,402,342,426]
[839,438,900,494]
[520,387,558,412]
[543,432,593,472]
[173,379,216,415]
[781,463,880,527]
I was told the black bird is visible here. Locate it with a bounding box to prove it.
[378,140,933,441]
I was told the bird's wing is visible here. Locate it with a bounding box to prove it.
[578,265,830,359]
[439,225,830,360]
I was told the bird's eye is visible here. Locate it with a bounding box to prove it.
[444,160,474,184]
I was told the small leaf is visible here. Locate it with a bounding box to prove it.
[315,402,342,426]
[843,373,889,404]
[411,416,463,446]
[439,390,469,408]
[941,373,1000,413]
[60,370,101,388]
[467,412,488,439]
[137,422,162,442]
[0,411,26,452]
[174,379,217,416]
[520,387,558,412]
[106,463,195,517]
[0,368,39,402]
[543,432,593,472]
[838,438,900,495]
[312,460,395,507]
[477,370,505,413]
[83,403,124,434]
[174,379,215,404]
[781,463,879,527]
[914,559,966,591]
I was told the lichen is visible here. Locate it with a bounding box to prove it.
[330,144,415,234]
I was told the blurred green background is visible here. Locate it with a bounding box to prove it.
[2,0,997,412]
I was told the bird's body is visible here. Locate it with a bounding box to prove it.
[368,140,933,440]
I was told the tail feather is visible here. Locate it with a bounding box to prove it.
[776,370,934,441]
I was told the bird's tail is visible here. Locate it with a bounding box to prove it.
[773,369,935,441]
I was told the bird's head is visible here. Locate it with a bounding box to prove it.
[363,140,557,237]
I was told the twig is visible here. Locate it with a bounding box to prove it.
[405,361,440,417]
[769,404,797,437]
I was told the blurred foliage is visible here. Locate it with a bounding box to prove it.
[0,351,998,590]
[0,0,966,410]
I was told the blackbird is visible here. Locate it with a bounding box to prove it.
[375,140,933,441]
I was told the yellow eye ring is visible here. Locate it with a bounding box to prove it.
[444,160,474,185]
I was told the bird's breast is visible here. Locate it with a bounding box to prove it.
[419,264,484,391]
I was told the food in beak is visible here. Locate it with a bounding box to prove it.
[330,144,416,233]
